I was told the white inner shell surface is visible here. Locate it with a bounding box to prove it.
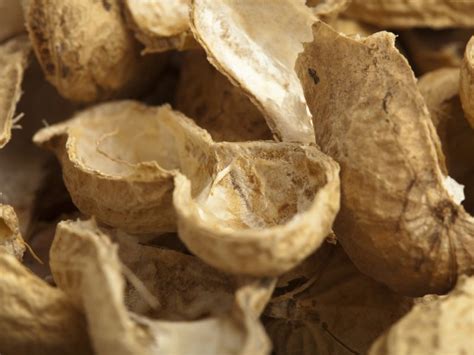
[191,0,316,144]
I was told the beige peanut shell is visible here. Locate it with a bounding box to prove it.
[0,0,25,43]
[50,219,274,355]
[124,0,196,53]
[0,35,30,148]
[0,252,92,354]
[25,0,164,103]
[460,36,474,128]
[345,0,474,29]
[0,204,25,260]
[175,51,272,142]
[369,276,474,355]
[297,21,474,296]
[35,100,340,276]
[190,0,316,144]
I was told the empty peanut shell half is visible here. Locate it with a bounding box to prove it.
[50,219,274,355]
[345,0,474,29]
[460,36,474,128]
[0,35,30,148]
[124,0,196,53]
[297,21,474,296]
[173,141,340,276]
[369,276,474,355]
[0,204,25,260]
[0,252,92,355]
[175,51,272,142]
[190,0,316,143]
[26,0,164,103]
[33,101,212,234]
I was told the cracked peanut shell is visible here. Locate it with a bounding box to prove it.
[460,36,474,128]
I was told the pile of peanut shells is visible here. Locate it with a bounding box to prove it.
[1,0,473,354]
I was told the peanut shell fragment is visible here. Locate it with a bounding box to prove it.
[369,276,474,355]
[0,0,25,43]
[346,0,474,29]
[36,100,340,276]
[26,0,163,103]
[297,21,474,296]
[50,219,274,355]
[0,252,92,355]
[0,204,25,260]
[124,0,196,53]
[190,0,316,143]
[0,35,30,148]
[460,36,474,128]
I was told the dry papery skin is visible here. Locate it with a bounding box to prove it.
[50,219,275,355]
[297,21,474,296]
[175,50,272,142]
[345,0,474,29]
[264,245,412,355]
[370,276,474,355]
[0,35,30,148]
[418,67,474,214]
[0,0,25,43]
[25,0,164,103]
[0,204,25,260]
[35,100,340,276]
[400,29,473,75]
[190,0,316,144]
[0,252,92,355]
[124,0,196,53]
[460,36,474,128]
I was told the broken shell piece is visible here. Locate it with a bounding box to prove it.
[50,219,274,355]
[265,245,411,355]
[190,0,316,143]
[369,276,474,355]
[175,51,272,142]
[345,0,474,29]
[297,21,474,295]
[173,141,340,276]
[0,252,92,355]
[115,231,236,319]
[0,204,25,260]
[400,29,473,75]
[124,0,196,53]
[0,0,25,43]
[26,0,164,103]
[0,35,30,148]
[310,0,350,24]
[460,36,474,128]
[418,68,474,214]
[34,101,214,234]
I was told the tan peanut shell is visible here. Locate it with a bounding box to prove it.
[297,21,474,296]
[175,51,272,142]
[33,101,197,234]
[190,0,316,144]
[400,29,473,75]
[345,0,474,29]
[50,219,274,355]
[124,0,196,53]
[369,276,474,355]
[460,36,474,128]
[25,0,163,103]
[0,204,25,260]
[0,0,25,43]
[265,245,412,355]
[0,35,30,148]
[0,252,92,354]
[35,100,340,276]
[173,141,340,276]
[418,67,474,213]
